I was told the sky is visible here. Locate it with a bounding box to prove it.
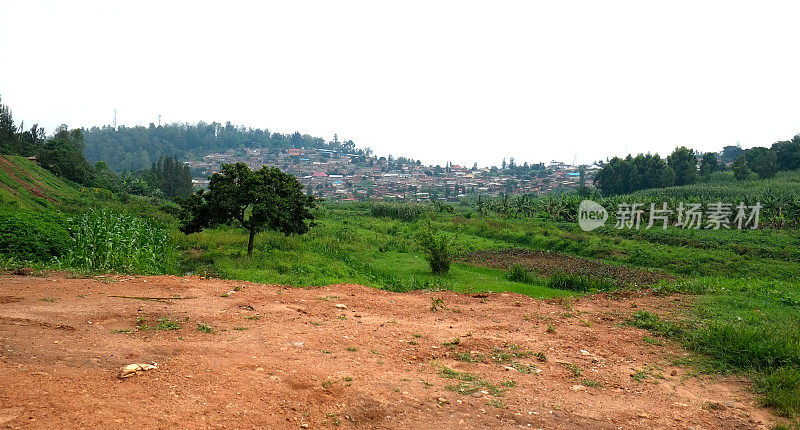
[1,1,799,167]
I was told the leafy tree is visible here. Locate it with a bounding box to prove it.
[594,153,673,195]
[771,136,800,171]
[0,96,17,154]
[732,156,750,181]
[667,147,698,186]
[721,145,745,164]
[38,125,94,185]
[178,163,315,257]
[699,152,719,177]
[144,156,192,199]
[745,147,778,179]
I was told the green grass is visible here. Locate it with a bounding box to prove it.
[56,209,177,274]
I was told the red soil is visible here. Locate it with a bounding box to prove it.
[0,273,775,429]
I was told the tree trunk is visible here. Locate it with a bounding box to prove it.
[247,229,255,257]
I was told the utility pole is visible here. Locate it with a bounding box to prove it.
[113,108,117,129]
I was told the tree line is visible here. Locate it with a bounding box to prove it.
[0,95,192,199]
[83,123,372,173]
[594,137,800,195]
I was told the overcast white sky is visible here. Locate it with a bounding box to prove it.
[1,1,799,167]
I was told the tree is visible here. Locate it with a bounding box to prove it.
[745,147,778,179]
[699,152,719,177]
[38,125,94,185]
[721,145,744,164]
[732,156,750,181]
[144,156,192,199]
[178,163,315,257]
[0,95,18,154]
[771,136,800,171]
[667,147,698,186]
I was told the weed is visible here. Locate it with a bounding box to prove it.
[244,315,261,320]
[535,351,547,362]
[548,272,615,292]
[454,351,483,362]
[546,324,556,334]
[581,379,603,388]
[486,399,505,408]
[156,317,181,331]
[430,297,446,312]
[233,326,248,331]
[443,338,461,348]
[197,323,214,333]
[507,263,536,284]
[643,336,664,346]
[346,346,358,352]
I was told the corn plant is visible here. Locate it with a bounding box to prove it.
[57,209,175,274]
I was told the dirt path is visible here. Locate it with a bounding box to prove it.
[0,273,773,429]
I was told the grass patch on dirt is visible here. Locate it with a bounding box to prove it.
[628,277,800,419]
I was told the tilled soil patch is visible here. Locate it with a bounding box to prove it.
[461,249,671,287]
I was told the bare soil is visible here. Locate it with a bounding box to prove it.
[461,249,671,286]
[0,273,774,429]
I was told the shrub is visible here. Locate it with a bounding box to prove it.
[507,263,535,284]
[57,209,175,274]
[0,210,71,261]
[547,272,615,292]
[417,222,453,275]
[371,202,427,222]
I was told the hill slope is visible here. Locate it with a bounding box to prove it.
[0,155,79,210]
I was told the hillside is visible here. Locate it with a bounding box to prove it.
[0,155,79,210]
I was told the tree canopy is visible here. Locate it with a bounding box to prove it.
[178,163,315,256]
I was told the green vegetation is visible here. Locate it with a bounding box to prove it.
[178,162,315,257]
[2,110,800,423]
[370,202,427,222]
[506,263,537,284]
[416,220,454,274]
[547,272,615,292]
[56,209,176,274]
[628,278,800,419]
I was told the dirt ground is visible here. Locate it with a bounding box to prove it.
[0,273,775,429]
[461,249,671,286]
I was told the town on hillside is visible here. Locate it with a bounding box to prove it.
[187,147,599,201]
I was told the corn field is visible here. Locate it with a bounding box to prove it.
[472,181,800,228]
[58,209,175,274]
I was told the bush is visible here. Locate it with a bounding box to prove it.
[57,209,175,274]
[547,272,616,292]
[0,210,71,261]
[417,222,453,275]
[371,202,427,222]
[507,263,536,284]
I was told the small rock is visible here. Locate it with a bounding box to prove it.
[300,424,309,429]
[570,385,587,391]
[437,397,448,404]
[335,304,347,309]
[119,363,157,378]
[13,267,33,276]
